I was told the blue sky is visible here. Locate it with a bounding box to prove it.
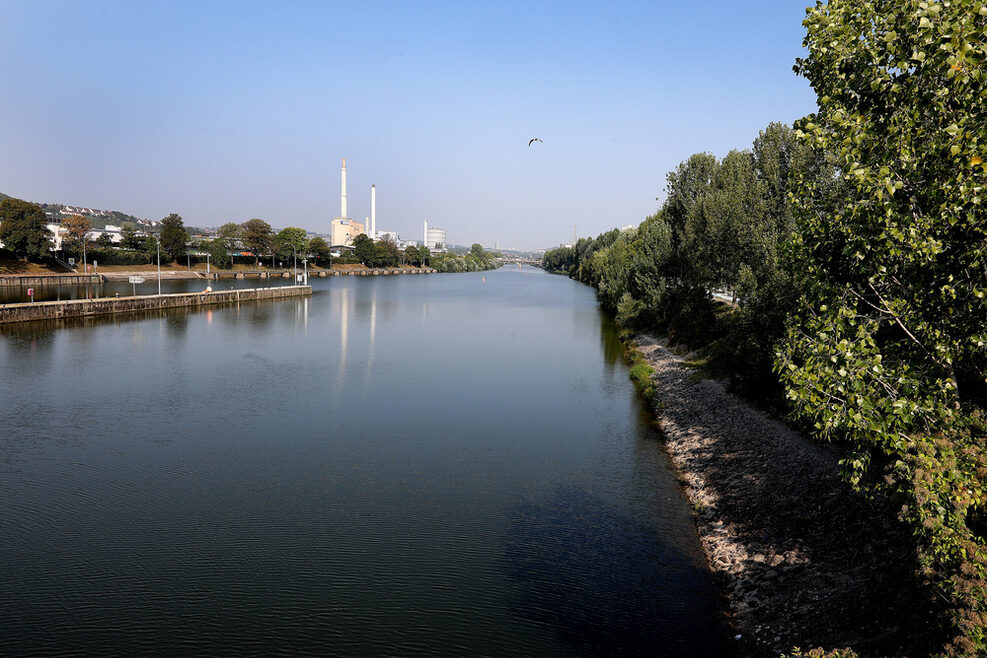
[0,1,818,250]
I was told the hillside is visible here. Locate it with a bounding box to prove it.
[0,191,152,229]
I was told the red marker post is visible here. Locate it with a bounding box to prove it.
[27,288,34,303]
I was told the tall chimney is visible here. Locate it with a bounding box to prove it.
[340,158,348,219]
[371,184,376,239]
[424,219,428,249]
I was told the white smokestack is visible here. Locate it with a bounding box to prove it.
[424,219,428,249]
[370,185,376,240]
[340,158,348,218]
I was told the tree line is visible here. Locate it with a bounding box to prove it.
[544,1,986,653]
[429,243,500,272]
[1,206,334,269]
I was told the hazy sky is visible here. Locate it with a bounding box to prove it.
[1,1,817,250]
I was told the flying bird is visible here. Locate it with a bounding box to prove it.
[528,138,543,146]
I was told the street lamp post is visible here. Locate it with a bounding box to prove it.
[155,234,161,295]
[81,231,89,298]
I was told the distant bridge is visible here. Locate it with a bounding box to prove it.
[497,258,542,267]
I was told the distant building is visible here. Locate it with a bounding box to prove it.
[91,224,123,244]
[331,218,364,247]
[426,226,446,250]
[47,223,67,251]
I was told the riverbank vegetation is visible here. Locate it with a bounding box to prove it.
[545,2,986,654]
[429,243,500,273]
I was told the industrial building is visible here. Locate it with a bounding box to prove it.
[423,219,447,251]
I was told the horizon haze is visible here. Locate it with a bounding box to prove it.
[1,1,817,250]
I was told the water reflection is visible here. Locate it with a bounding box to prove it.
[0,267,728,656]
[335,286,349,393]
[365,287,376,390]
[505,486,724,657]
[600,311,624,371]
[0,296,305,337]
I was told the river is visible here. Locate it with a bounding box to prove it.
[0,265,729,656]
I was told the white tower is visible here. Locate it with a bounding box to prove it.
[340,158,348,219]
[370,184,376,240]
[423,219,428,248]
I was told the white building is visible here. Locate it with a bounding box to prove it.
[423,219,446,251]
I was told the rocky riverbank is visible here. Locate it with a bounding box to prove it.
[634,335,937,657]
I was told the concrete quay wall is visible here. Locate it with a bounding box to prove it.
[0,274,104,287]
[0,285,311,324]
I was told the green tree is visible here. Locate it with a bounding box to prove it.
[94,233,114,250]
[217,222,243,267]
[120,224,144,251]
[404,244,422,266]
[204,238,231,269]
[240,218,273,265]
[470,243,485,257]
[378,235,400,266]
[0,198,52,260]
[160,213,188,262]
[352,233,374,266]
[275,227,308,263]
[218,222,242,241]
[308,236,331,264]
[779,1,987,652]
[369,242,395,267]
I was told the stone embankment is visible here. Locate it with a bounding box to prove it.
[634,335,931,657]
[0,274,103,287]
[0,285,311,324]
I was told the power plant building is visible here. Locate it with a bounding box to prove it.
[423,219,447,251]
[331,218,364,247]
[331,158,364,246]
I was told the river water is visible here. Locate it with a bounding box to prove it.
[0,266,729,656]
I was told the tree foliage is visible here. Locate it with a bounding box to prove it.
[308,236,331,265]
[776,2,987,653]
[240,218,273,264]
[275,227,308,262]
[430,248,499,273]
[120,224,142,251]
[0,197,52,260]
[352,233,375,266]
[202,239,228,269]
[160,213,188,262]
[61,214,93,256]
[537,1,987,653]
[404,244,425,266]
[94,233,113,249]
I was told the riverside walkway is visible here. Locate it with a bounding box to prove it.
[0,285,311,324]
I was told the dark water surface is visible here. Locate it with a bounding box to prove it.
[0,266,729,656]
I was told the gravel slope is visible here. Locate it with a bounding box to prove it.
[635,335,937,657]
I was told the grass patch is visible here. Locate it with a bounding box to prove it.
[623,345,656,404]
